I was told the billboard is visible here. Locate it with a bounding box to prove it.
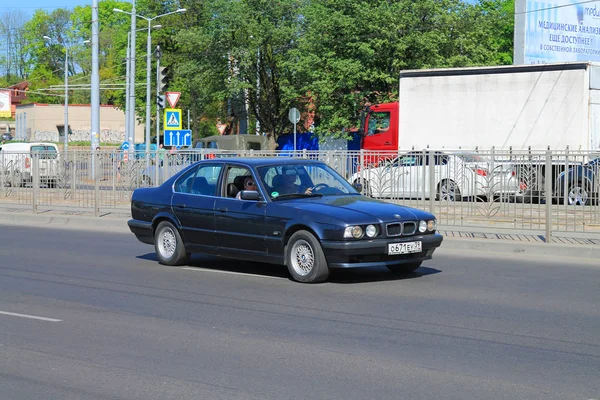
[0,91,10,118]
[514,0,600,64]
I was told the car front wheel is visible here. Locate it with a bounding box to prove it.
[387,261,422,275]
[154,221,188,266]
[286,231,329,283]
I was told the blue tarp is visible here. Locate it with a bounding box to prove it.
[276,131,361,151]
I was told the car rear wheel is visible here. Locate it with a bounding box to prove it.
[566,181,591,206]
[154,221,188,266]
[286,231,329,283]
[387,262,422,275]
[437,180,461,202]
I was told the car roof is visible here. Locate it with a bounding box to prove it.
[203,157,324,167]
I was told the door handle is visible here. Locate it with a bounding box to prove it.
[384,142,391,145]
[217,207,228,212]
[175,203,186,208]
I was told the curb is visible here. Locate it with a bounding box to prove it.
[0,211,130,232]
[440,235,600,261]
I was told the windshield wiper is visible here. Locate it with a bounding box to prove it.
[273,193,323,200]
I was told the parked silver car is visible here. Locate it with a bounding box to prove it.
[351,151,520,201]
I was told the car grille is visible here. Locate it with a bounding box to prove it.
[386,221,417,237]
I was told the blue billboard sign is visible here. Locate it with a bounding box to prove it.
[516,0,600,64]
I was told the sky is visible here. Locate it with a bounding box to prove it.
[3,0,481,16]
[0,1,90,15]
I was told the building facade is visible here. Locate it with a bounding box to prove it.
[14,103,144,145]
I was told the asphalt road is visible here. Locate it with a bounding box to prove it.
[0,225,598,400]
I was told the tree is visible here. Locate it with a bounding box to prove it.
[289,0,515,137]
[0,10,29,83]
[173,0,308,145]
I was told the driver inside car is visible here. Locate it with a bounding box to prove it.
[273,166,313,195]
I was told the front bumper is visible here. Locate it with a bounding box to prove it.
[321,233,443,269]
[128,219,154,245]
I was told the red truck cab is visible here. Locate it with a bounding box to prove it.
[360,102,399,151]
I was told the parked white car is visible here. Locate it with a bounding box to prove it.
[351,151,519,201]
[0,142,60,187]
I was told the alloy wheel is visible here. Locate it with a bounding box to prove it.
[158,226,177,259]
[290,239,314,276]
[568,185,589,206]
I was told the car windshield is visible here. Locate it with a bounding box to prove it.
[454,153,488,163]
[257,163,359,200]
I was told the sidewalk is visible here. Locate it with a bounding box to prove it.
[1,203,600,261]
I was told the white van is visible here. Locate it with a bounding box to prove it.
[0,142,60,187]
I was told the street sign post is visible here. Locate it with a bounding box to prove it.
[288,107,300,153]
[164,129,192,147]
[121,141,130,162]
[216,123,227,135]
[165,92,181,108]
[164,108,182,130]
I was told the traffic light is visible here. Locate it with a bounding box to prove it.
[159,66,168,93]
[157,94,166,109]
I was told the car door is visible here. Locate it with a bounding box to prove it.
[396,153,423,198]
[171,163,222,252]
[213,165,268,259]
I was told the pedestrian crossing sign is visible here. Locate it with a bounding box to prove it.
[164,108,182,130]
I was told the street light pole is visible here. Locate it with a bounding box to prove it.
[64,47,69,151]
[125,32,131,146]
[145,18,152,164]
[155,46,162,145]
[43,36,89,152]
[129,0,137,151]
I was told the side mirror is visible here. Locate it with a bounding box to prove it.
[240,190,260,201]
[353,183,363,193]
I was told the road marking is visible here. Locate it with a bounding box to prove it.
[181,267,285,280]
[0,311,62,322]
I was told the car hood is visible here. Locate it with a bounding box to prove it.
[277,195,434,224]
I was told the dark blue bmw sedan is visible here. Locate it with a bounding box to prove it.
[128,158,443,283]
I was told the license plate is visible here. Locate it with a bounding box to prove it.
[388,241,422,255]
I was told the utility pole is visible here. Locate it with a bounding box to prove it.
[91,0,100,151]
[129,0,137,150]
[125,32,131,145]
[155,45,162,146]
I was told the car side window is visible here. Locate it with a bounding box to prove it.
[174,166,199,194]
[190,165,222,196]
[223,166,255,198]
[399,156,420,166]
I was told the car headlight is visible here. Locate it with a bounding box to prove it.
[344,225,364,239]
[419,220,427,233]
[365,224,378,238]
[427,220,436,231]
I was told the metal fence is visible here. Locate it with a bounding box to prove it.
[1,147,599,239]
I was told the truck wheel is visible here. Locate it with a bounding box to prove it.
[566,181,591,206]
[154,221,188,266]
[285,231,329,283]
[387,262,422,275]
[437,180,461,202]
